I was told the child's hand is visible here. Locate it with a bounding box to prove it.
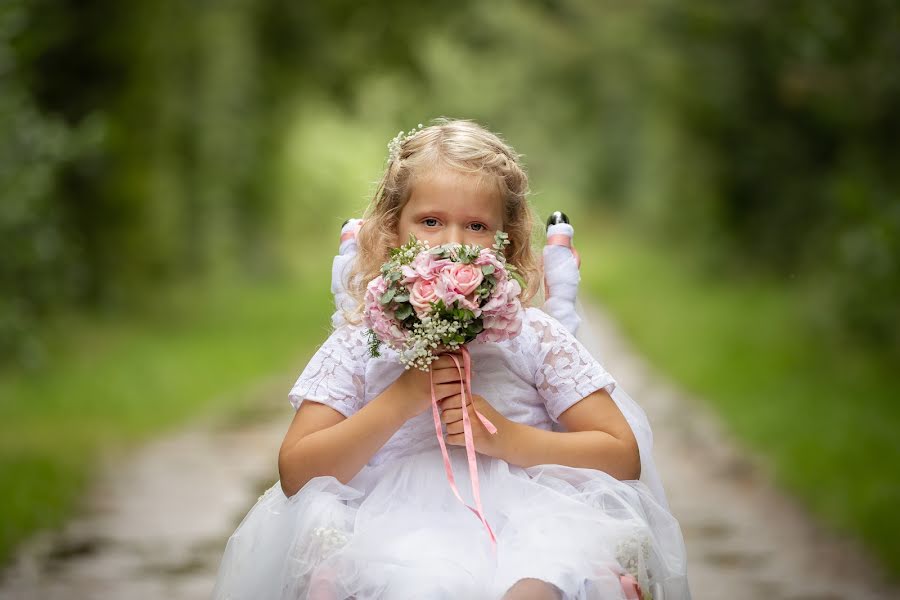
[439,393,511,459]
[390,352,466,420]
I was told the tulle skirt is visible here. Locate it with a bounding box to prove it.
[211,447,690,600]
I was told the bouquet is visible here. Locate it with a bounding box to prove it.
[362,231,525,551]
[364,231,525,370]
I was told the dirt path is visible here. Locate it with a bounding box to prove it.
[578,306,898,600]
[0,374,290,600]
[1,307,898,599]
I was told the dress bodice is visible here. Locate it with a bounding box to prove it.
[289,307,617,466]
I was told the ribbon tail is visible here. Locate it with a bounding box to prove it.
[431,354,497,552]
[459,348,497,546]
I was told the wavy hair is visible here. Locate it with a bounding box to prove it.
[345,118,540,324]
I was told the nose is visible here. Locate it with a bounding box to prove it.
[439,225,465,247]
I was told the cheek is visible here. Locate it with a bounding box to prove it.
[394,217,413,245]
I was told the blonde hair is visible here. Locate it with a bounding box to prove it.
[345,118,540,324]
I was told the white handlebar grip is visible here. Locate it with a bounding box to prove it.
[332,219,364,328]
[543,221,581,335]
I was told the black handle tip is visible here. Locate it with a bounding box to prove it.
[546,211,570,227]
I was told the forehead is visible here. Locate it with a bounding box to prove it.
[405,169,503,218]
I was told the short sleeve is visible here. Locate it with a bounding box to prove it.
[288,325,368,417]
[529,310,618,422]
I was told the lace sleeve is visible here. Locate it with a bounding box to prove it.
[288,325,368,417]
[530,310,617,422]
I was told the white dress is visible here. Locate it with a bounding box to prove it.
[211,307,691,600]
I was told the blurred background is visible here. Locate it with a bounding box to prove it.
[1,0,898,591]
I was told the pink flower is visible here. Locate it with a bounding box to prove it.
[363,276,407,347]
[409,278,439,317]
[442,262,484,296]
[401,253,452,284]
[480,277,521,315]
[477,272,523,343]
[479,299,523,343]
[474,249,508,282]
[435,274,481,315]
[364,275,388,307]
[364,239,525,358]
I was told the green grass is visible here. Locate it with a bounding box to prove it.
[0,261,336,566]
[575,218,900,578]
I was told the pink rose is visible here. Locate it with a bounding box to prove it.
[442,262,484,296]
[364,275,388,309]
[363,276,407,347]
[409,278,439,317]
[479,300,523,343]
[474,249,508,282]
[435,275,481,314]
[481,277,521,314]
[401,253,452,284]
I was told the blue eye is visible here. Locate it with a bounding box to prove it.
[423,218,439,227]
[470,223,486,232]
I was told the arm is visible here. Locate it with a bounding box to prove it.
[278,387,410,497]
[441,387,641,481]
[279,353,467,497]
[500,387,640,479]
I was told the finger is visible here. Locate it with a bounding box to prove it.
[429,367,464,385]
[438,393,462,410]
[445,433,465,446]
[446,421,465,435]
[438,394,472,412]
[441,407,462,424]
[431,383,466,401]
[431,353,465,370]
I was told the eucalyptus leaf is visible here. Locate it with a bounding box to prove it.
[380,287,396,304]
[396,304,413,320]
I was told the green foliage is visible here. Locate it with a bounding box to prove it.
[0,270,334,566]
[578,217,900,577]
[645,0,900,351]
[3,0,899,577]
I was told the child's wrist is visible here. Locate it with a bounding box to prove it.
[493,419,523,463]
[374,384,418,427]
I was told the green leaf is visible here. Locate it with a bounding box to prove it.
[395,303,413,320]
[379,287,396,304]
[481,264,495,275]
[367,329,382,357]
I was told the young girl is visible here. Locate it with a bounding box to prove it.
[212,119,691,600]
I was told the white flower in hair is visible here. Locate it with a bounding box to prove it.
[387,123,424,163]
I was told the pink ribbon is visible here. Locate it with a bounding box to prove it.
[619,574,644,599]
[429,345,498,552]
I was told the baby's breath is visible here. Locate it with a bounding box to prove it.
[387,123,425,163]
[366,230,520,367]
